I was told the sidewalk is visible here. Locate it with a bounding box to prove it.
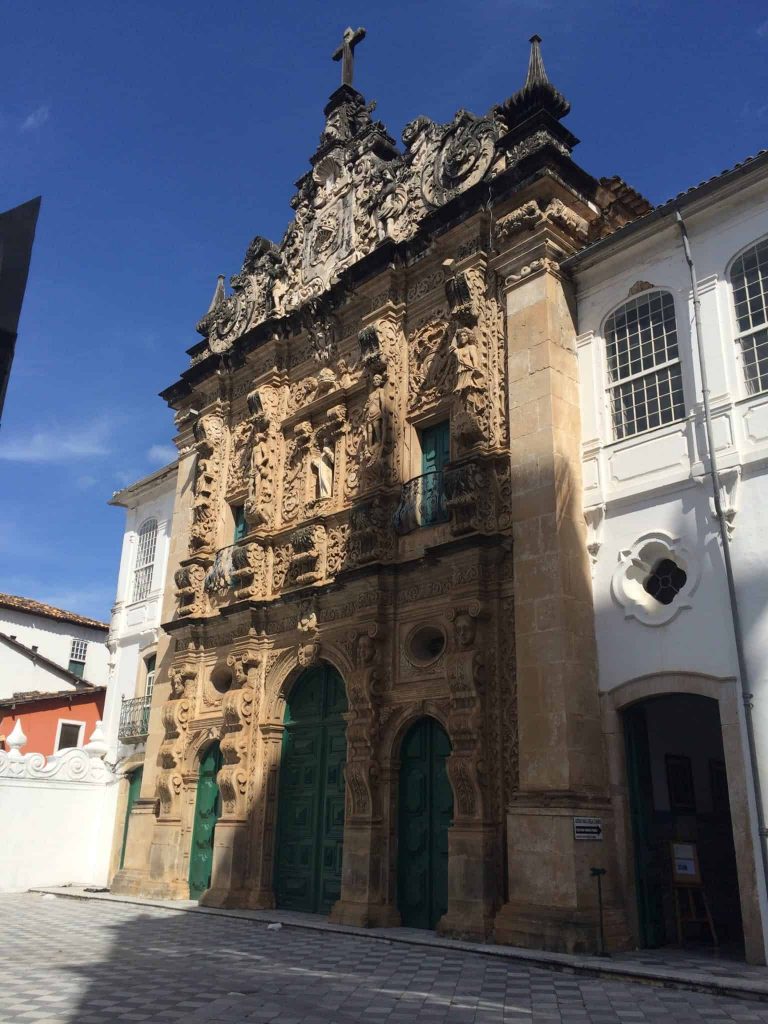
[32,885,768,1003]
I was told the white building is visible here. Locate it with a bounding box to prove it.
[567,151,768,962]
[101,462,177,768]
[0,593,108,696]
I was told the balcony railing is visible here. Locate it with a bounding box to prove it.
[392,470,449,535]
[118,696,151,741]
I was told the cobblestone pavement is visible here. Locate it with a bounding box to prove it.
[3,893,768,1024]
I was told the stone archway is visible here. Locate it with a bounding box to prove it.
[602,672,765,964]
[273,662,348,914]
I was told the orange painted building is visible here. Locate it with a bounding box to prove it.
[0,687,106,756]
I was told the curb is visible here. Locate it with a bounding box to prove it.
[29,887,768,1004]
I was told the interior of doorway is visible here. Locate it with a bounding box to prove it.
[624,694,743,954]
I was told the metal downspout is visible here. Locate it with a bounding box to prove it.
[676,210,768,932]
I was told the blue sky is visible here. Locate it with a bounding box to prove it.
[1,1,767,621]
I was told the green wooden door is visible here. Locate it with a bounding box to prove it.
[119,767,143,869]
[418,421,450,526]
[275,664,348,914]
[397,717,453,929]
[188,741,223,900]
[624,705,665,946]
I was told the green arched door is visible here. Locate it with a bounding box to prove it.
[275,664,347,913]
[397,717,453,929]
[188,741,223,900]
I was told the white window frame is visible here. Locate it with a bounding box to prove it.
[144,653,157,703]
[54,719,85,752]
[131,518,158,604]
[70,638,88,663]
[728,236,768,398]
[602,288,686,441]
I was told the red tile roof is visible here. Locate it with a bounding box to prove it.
[0,593,108,631]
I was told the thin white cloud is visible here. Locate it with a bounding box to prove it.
[76,474,98,490]
[0,419,111,462]
[114,469,137,486]
[147,443,177,465]
[20,104,50,133]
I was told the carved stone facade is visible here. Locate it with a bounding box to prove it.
[113,35,651,952]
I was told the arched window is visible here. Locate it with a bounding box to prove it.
[132,518,158,603]
[604,290,685,439]
[730,238,768,395]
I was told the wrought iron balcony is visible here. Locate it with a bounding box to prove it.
[118,696,151,741]
[393,470,449,535]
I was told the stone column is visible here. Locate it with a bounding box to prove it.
[245,722,284,909]
[493,236,629,952]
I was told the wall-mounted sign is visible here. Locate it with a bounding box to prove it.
[573,816,603,841]
[671,841,702,885]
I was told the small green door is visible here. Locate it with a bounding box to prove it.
[397,717,453,930]
[119,767,143,869]
[275,664,348,914]
[188,742,223,900]
[420,420,450,476]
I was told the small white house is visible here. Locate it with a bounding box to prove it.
[0,593,108,696]
[101,462,177,766]
[567,150,768,962]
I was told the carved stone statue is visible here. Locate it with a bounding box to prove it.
[451,327,485,396]
[311,445,335,500]
[363,374,386,456]
[246,429,271,524]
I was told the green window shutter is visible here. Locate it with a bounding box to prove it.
[419,421,450,475]
[68,660,85,678]
[233,505,247,542]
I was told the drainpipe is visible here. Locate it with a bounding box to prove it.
[676,210,768,920]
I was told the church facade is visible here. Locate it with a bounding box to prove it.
[114,34,652,952]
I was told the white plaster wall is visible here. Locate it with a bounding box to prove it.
[0,773,119,891]
[102,467,176,762]
[0,611,108,696]
[574,168,768,957]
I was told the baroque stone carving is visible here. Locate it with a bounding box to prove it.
[190,414,224,553]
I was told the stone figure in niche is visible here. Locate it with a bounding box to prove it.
[311,445,335,500]
[363,374,386,457]
[247,429,271,517]
[451,327,485,396]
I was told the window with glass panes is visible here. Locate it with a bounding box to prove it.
[605,290,685,439]
[144,654,157,702]
[233,504,247,543]
[731,239,768,395]
[68,638,88,678]
[132,518,158,603]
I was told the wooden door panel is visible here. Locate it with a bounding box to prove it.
[275,664,347,914]
[188,743,222,900]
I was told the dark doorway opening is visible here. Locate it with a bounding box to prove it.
[624,694,743,952]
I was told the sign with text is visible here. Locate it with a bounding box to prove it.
[671,842,701,885]
[573,816,603,841]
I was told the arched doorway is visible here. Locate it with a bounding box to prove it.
[397,717,453,929]
[624,694,742,950]
[274,663,347,914]
[188,741,222,899]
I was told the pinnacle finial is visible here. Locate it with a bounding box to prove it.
[498,34,570,129]
[208,274,226,313]
[525,35,549,89]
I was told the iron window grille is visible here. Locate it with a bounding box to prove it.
[605,290,685,439]
[731,239,768,395]
[132,518,158,603]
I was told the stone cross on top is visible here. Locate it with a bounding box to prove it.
[332,26,366,88]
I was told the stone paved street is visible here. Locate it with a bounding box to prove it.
[4,893,768,1024]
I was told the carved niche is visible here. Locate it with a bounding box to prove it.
[445,605,487,822]
[218,650,262,817]
[156,662,196,818]
[189,414,224,554]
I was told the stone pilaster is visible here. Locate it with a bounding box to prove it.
[493,237,630,953]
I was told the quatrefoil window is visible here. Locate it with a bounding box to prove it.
[642,558,688,607]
